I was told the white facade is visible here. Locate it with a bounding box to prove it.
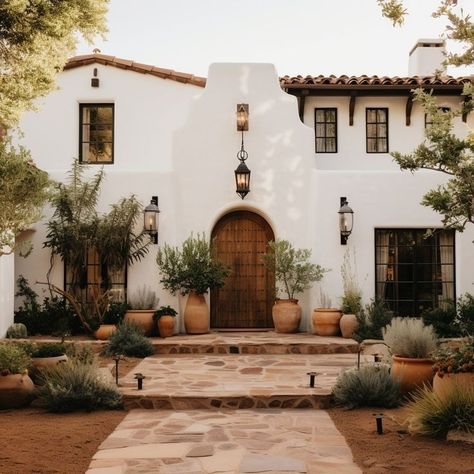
[7,51,474,335]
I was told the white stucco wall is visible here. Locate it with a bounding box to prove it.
[13,59,474,332]
[0,253,14,337]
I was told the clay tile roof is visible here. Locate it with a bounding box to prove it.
[280,74,472,89]
[64,54,207,87]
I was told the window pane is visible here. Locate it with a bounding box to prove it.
[377,124,387,138]
[80,105,114,164]
[367,138,377,152]
[367,109,377,122]
[315,109,325,122]
[327,123,336,137]
[377,138,388,152]
[316,124,326,137]
[316,138,326,152]
[326,109,336,122]
[326,138,336,152]
[367,124,377,138]
[377,109,387,122]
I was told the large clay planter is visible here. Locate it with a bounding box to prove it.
[31,354,68,370]
[391,355,434,393]
[94,324,117,340]
[312,308,342,336]
[340,314,359,339]
[433,372,474,400]
[0,374,34,409]
[184,291,209,334]
[158,316,175,338]
[272,299,302,333]
[124,310,155,336]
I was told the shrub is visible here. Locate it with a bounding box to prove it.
[153,305,178,321]
[31,343,66,358]
[458,294,474,336]
[352,298,393,342]
[332,364,402,409]
[6,323,27,339]
[407,385,474,438]
[383,317,438,358]
[64,344,95,365]
[340,248,362,314]
[103,301,129,325]
[103,321,154,358]
[432,339,474,376]
[14,276,81,336]
[35,359,123,412]
[0,344,30,375]
[128,286,158,310]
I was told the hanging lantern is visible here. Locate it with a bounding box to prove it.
[338,197,354,245]
[143,196,160,244]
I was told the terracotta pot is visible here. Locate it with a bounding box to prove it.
[0,374,34,409]
[184,291,209,334]
[433,372,474,400]
[158,315,175,338]
[391,355,434,393]
[31,354,68,370]
[94,324,117,340]
[340,313,359,339]
[124,310,155,336]
[272,299,302,333]
[312,308,342,336]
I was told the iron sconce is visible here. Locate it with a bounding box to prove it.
[338,197,354,245]
[235,104,251,199]
[144,196,160,244]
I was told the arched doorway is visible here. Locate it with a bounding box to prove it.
[211,210,275,329]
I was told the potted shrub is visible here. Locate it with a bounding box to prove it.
[262,239,327,333]
[339,249,362,338]
[153,306,178,338]
[383,317,438,393]
[94,301,129,340]
[124,286,158,336]
[312,291,342,336]
[432,339,474,399]
[157,233,230,334]
[31,343,68,370]
[0,344,34,409]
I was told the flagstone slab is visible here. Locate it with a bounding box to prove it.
[87,409,361,474]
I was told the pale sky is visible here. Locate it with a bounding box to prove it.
[76,0,474,78]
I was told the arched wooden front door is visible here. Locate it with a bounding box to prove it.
[211,211,275,329]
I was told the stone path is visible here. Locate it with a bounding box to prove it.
[120,353,370,410]
[87,409,361,474]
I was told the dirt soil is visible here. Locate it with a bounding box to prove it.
[328,407,474,474]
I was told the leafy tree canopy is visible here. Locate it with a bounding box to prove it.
[0,0,109,127]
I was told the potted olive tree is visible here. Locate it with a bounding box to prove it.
[383,317,438,393]
[156,233,230,334]
[262,239,327,333]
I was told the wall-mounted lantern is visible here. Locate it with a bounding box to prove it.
[338,197,354,245]
[235,104,251,199]
[144,196,160,244]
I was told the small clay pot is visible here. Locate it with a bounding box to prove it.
[312,308,342,336]
[184,291,209,334]
[31,355,68,370]
[433,372,474,400]
[340,314,359,339]
[94,324,117,340]
[0,374,35,409]
[391,355,434,393]
[124,310,155,336]
[272,299,302,333]
[158,315,175,338]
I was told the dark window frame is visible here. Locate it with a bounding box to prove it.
[79,103,115,164]
[314,108,338,153]
[366,108,389,153]
[374,228,456,317]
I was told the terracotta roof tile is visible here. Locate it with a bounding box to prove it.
[64,54,207,87]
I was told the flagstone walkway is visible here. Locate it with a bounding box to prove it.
[87,409,361,474]
[120,353,370,410]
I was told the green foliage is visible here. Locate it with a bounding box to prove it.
[458,294,474,335]
[0,344,30,375]
[103,321,154,358]
[332,364,402,409]
[432,339,474,375]
[6,323,27,339]
[153,306,178,321]
[353,298,393,342]
[128,286,158,310]
[31,343,66,358]
[0,0,109,127]
[261,239,327,300]
[102,302,129,325]
[14,276,80,336]
[407,385,474,438]
[383,317,438,358]
[157,233,230,295]
[35,359,122,412]
[377,0,407,26]
[64,344,95,365]
[0,140,51,253]
[340,249,362,314]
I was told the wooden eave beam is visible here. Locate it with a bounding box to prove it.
[349,93,357,126]
[297,89,309,122]
[462,95,471,123]
[405,94,414,126]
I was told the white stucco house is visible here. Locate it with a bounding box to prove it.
[2,38,473,335]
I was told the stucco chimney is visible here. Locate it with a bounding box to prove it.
[408,39,446,76]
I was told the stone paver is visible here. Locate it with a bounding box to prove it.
[87,409,361,474]
[120,353,370,410]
